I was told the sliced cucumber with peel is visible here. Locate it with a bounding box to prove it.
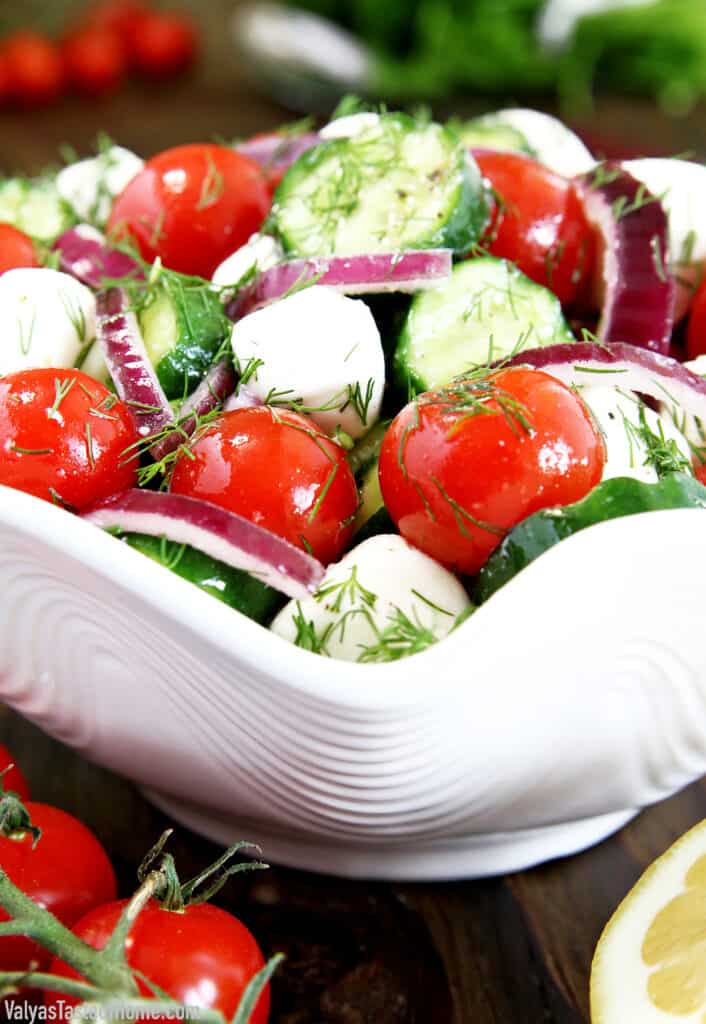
[272,112,489,258]
[452,114,535,156]
[0,177,75,242]
[394,256,574,394]
[475,473,706,604]
[139,276,230,400]
[122,533,283,623]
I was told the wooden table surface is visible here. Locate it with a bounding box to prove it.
[1,72,706,1023]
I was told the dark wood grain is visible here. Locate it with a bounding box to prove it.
[1,41,706,1021]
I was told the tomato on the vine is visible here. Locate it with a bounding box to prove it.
[169,407,358,565]
[107,144,270,278]
[62,25,127,97]
[379,367,605,576]
[0,225,39,274]
[127,10,198,80]
[474,151,594,307]
[0,802,117,972]
[0,744,29,802]
[46,900,269,1023]
[0,368,140,510]
[2,32,64,106]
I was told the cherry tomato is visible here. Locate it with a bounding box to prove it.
[0,368,139,510]
[474,151,594,307]
[0,53,11,105]
[0,803,117,971]
[62,26,127,97]
[0,744,29,802]
[2,32,64,106]
[170,407,358,564]
[128,9,198,80]
[46,900,269,1023]
[695,458,706,486]
[0,224,38,274]
[686,273,706,360]
[379,367,605,576]
[108,144,270,278]
[83,0,149,41]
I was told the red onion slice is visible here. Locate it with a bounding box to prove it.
[96,287,173,438]
[149,358,237,463]
[235,131,320,175]
[504,341,706,422]
[223,385,262,412]
[54,225,144,290]
[228,249,453,319]
[82,489,325,600]
[576,163,674,354]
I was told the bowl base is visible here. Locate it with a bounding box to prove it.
[142,787,637,880]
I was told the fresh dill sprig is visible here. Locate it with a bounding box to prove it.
[357,605,439,663]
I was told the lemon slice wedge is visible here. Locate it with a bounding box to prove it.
[591,819,706,1022]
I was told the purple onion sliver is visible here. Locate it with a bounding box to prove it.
[96,287,174,438]
[503,341,706,423]
[235,131,320,173]
[54,225,144,290]
[149,358,237,462]
[223,385,262,412]
[82,489,325,600]
[228,249,453,320]
[576,164,674,354]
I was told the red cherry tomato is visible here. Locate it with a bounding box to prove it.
[0,744,29,802]
[45,900,269,1023]
[379,367,605,576]
[686,273,706,360]
[474,151,594,307]
[0,368,139,510]
[83,0,149,41]
[0,803,117,971]
[0,53,12,104]
[0,224,38,274]
[170,407,358,565]
[108,144,270,278]
[2,32,65,106]
[62,26,127,97]
[128,10,198,80]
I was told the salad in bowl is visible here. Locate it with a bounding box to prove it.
[2,102,706,877]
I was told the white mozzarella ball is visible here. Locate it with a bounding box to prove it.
[230,285,385,440]
[0,269,96,376]
[56,146,143,227]
[211,233,283,287]
[271,534,471,662]
[320,112,382,141]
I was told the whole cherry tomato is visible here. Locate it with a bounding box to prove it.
[686,273,706,361]
[170,407,358,564]
[0,802,117,971]
[379,367,605,576]
[2,32,64,106]
[0,225,38,275]
[0,368,139,510]
[0,744,29,802]
[62,25,127,97]
[46,900,269,1022]
[108,144,270,278]
[474,151,594,307]
[128,10,198,80]
[83,0,149,41]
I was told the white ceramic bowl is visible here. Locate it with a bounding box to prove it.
[2,483,706,879]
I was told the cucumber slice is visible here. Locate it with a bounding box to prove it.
[452,114,535,156]
[0,177,75,242]
[475,473,706,604]
[139,276,230,400]
[122,533,283,623]
[394,256,574,394]
[272,112,489,258]
[348,420,394,540]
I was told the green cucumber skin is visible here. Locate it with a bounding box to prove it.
[272,113,490,258]
[453,117,535,157]
[143,283,228,401]
[347,419,391,480]
[122,533,283,624]
[393,256,574,396]
[475,474,706,604]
